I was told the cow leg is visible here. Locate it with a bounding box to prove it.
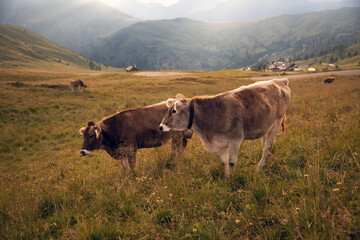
[228,140,242,175]
[120,157,129,174]
[128,151,137,169]
[170,132,184,161]
[256,119,283,171]
[219,148,230,180]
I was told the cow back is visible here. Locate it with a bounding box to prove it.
[100,103,172,149]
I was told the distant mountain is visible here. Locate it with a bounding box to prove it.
[101,0,360,22]
[0,0,140,51]
[81,7,360,71]
[0,24,104,71]
[188,0,360,22]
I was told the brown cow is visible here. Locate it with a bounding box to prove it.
[70,80,87,91]
[160,78,291,179]
[79,102,192,173]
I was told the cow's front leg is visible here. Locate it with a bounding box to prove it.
[170,131,184,161]
[219,148,230,180]
[127,150,137,170]
[120,157,129,174]
[228,140,242,175]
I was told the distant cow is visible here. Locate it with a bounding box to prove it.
[323,77,335,84]
[79,102,192,173]
[160,79,291,179]
[70,80,87,91]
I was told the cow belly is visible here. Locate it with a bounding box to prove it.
[198,133,229,154]
[243,116,278,140]
[137,131,171,148]
[244,128,270,140]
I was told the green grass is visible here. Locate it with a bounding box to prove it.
[0,69,359,239]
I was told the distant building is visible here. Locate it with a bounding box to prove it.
[126,65,139,72]
[308,68,316,72]
[268,62,295,72]
[294,67,304,72]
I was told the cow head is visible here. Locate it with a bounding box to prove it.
[79,121,103,156]
[160,94,192,132]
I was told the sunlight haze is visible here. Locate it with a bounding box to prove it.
[98,0,359,21]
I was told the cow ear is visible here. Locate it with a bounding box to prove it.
[88,121,95,127]
[176,93,185,100]
[94,125,102,139]
[79,127,86,135]
[166,98,175,108]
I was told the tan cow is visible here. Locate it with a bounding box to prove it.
[79,102,192,173]
[160,78,291,179]
[70,80,87,91]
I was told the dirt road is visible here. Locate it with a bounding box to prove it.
[250,69,360,81]
[134,72,190,77]
[133,69,360,79]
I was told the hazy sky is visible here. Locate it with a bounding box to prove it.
[100,0,340,7]
[98,0,352,21]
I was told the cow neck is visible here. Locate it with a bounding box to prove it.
[187,99,195,129]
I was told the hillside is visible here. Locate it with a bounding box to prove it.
[0,0,140,51]
[0,24,107,72]
[81,7,360,71]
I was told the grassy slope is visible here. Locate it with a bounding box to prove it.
[0,24,119,73]
[0,69,359,239]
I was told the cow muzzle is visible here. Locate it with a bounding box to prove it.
[159,123,171,132]
[80,149,91,156]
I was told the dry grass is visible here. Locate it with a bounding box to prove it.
[0,69,359,239]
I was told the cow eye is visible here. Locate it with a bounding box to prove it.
[89,134,95,139]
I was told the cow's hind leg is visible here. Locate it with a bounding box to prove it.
[256,119,283,171]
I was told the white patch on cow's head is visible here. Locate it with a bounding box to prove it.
[174,100,184,112]
[94,125,102,139]
[173,101,179,112]
[166,98,175,108]
[159,123,171,132]
[79,127,86,135]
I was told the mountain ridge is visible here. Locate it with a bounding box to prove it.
[81,7,360,70]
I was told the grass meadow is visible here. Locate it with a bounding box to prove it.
[0,68,359,239]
